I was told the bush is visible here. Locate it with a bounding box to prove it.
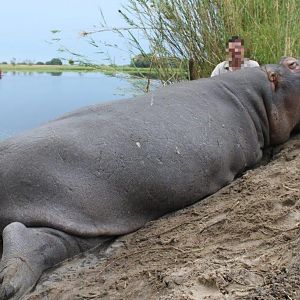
[130,54,151,68]
[45,58,63,65]
[119,0,300,80]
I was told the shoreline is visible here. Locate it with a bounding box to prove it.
[0,64,154,77]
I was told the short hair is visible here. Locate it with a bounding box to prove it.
[228,36,244,45]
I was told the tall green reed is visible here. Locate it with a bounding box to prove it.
[120,0,300,82]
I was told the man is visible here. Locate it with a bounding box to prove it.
[211,36,259,77]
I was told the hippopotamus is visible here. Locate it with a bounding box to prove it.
[1,62,300,299]
[280,56,300,72]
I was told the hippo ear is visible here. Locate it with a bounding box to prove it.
[267,70,279,91]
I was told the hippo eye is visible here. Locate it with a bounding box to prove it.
[288,62,297,69]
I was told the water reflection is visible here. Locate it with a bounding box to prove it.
[49,72,63,76]
[0,71,159,140]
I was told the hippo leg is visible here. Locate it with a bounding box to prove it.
[0,222,112,300]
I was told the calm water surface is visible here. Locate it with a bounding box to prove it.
[0,71,152,140]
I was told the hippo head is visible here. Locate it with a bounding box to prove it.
[264,63,300,145]
[280,56,300,73]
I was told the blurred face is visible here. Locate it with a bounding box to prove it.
[227,41,245,68]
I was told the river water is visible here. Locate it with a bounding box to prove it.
[0,71,153,140]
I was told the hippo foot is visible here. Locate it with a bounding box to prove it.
[0,222,113,299]
[0,222,46,300]
[0,257,38,300]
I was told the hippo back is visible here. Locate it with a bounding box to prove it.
[0,68,271,236]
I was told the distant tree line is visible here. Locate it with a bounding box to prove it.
[45,58,63,65]
[130,54,181,68]
[1,58,64,65]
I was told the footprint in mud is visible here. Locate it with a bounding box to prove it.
[284,152,299,161]
[267,170,283,179]
[282,198,297,207]
[189,276,224,299]
[275,210,300,230]
[284,141,300,161]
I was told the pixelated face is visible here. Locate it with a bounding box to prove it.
[227,41,245,61]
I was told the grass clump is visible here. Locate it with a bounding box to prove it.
[115,0,300,81]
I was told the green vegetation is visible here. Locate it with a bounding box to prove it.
[4,1,298,84]
[45,58,63,65]
[118,0,225,81]
[219,0,300,64]
[0,63,165,77]
[0,54,186,78]
[130,54,152,68]
[113,0,300,81]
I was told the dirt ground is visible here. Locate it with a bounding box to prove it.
[25,135,300,300]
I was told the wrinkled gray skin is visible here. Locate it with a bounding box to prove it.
[1,64,300,299]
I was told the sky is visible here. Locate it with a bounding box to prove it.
[0,1,146,65]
